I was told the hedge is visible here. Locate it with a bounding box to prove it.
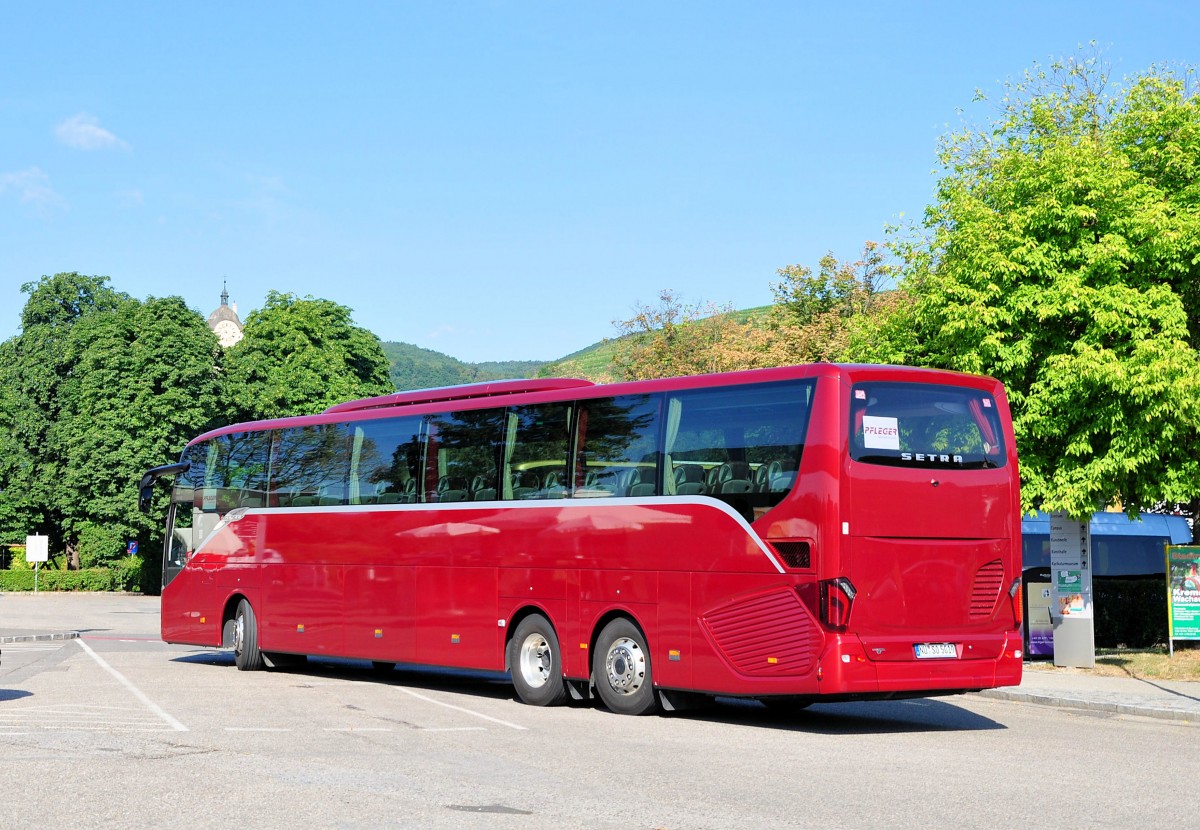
[0,557,149,593]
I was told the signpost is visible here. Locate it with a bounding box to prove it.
[1165,545,1200,657]
[1049,511,1095,668]
[25,534,49,593]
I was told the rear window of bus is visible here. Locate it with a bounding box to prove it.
[849,382,1007,470]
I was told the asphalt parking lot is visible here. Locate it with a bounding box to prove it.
[3,593,1200,829]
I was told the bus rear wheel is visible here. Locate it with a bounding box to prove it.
[593,618,659,716]
[233,598,265,671]
[508,614,568,707]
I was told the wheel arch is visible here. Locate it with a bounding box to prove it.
[220,592,250,648]
[587,608,651,664]
[503,604,561,672]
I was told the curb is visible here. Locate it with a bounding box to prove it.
[975,688,1199,725]
[0,632,80,644]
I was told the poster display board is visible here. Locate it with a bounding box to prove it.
[1166,545,1200,654]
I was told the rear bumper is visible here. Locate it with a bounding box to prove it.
[815,631,1023,695]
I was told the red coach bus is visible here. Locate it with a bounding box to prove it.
[139,364,1022,715]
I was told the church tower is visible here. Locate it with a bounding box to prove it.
[206,282,244,347]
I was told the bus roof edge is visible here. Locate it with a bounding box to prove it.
[323,377,596,413]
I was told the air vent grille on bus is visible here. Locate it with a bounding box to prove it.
[701,589,823,677]
[970,559,1005,619]
[768,541,811,569]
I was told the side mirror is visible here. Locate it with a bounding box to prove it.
[138,483,155,514]
[137,461,191,514]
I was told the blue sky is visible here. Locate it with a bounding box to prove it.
[2,2,1197,363]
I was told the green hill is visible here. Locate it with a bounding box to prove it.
[382,305,775,390]
[381,342,546,391]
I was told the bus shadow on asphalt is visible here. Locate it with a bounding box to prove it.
[697,696,1005,735]
[172,651,517,702]
[0,689,34,702]
[171,651,1003,733]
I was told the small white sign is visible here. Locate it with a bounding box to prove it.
[861,416,901,450]
[25,534,49,563]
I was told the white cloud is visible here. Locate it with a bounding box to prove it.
[0,167,66,212]
[54,112,130,151]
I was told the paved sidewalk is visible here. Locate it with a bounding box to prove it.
[975,665,1200,724]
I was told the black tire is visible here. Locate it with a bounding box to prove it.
[593,618,659,716]
[507,614,568,707]
[233,598,265,671]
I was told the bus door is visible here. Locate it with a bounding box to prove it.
[161,468,224,645]
[844,380,1018,660]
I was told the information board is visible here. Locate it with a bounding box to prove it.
[25,534,49,563]
[1049,511,1094,668]
[1166,545,1200,643]
[1049,512,1092,619]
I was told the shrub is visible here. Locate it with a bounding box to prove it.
[6,545,31,570]
[76,522,131,568]
[0,566,133,592]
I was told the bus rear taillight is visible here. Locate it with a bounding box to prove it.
[1009,577,1022,630]
[819,577,857,630]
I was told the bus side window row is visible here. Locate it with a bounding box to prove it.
[189,381,813,516]
[213,461,800,508]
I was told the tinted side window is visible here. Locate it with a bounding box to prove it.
[350,417,424,504]
[425,409,505,503]
[577,395,661,498]
[665,380,815,520]
[269,424,353,506]
[504,403,572,500]
[199,431,272,512]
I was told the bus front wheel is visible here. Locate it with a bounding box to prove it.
[233,598,265,671]
[593,618,659,716]
[508,614,568,707]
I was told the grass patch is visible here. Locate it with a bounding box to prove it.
[1028,645,1200,682]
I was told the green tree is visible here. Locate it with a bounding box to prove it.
[898,55,1200,518]
[772,242,892,327]
[0,273,127,550]
[55,296,227,567]
[224,291,393,419]
[610,290,780,381]
[769,242,908,365]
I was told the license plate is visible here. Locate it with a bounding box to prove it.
[914,642,958,659]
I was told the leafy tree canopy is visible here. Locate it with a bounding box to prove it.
[0,273,129,546]
[224,291,393,419]
[898,54,1200,519]
[54,295,226,566]
[609,290,781,381]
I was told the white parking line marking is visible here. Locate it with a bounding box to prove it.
[225,727,293,732]
[394,687,528,731]
[75,638,188,732]
[324,727,395,732]
[421,727,487,732]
